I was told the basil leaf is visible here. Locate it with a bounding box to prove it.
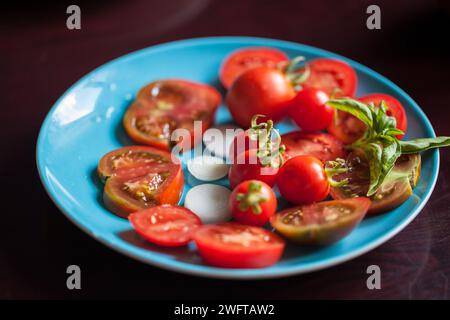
[400,136,450,154]
[379,138,401,191]
[363,143,383,196]
[327,99,373,128]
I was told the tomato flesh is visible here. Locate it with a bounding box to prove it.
[124,80,221,151]
[271,198,371,245]
[281,131,347,163]
[129,205,202,246]
[303,58,357,97]
[328,93,408,144]
[98,146,184,218]
[220,47,288,89]
[193,223,285,268]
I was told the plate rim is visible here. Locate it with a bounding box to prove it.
[36,36,440,280]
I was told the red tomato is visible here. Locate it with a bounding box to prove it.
[229,180,277,227]
[219,47,288,89]
[129,205,201,247]
[277,155,329,205]
[98,146,184,218]
[289,88,333,132]
[303,58,357,97]
[226,67,296,128]
[193,223,285,268]
[124,79,221,151]
[281,131,346,163]
[228,149,281,189]
[328,93,407,144]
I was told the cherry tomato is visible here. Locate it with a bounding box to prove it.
[271,197,371,245]
[303,58,357,97]
[229,180,277,227]
[289,88,333,132]
[329,152,421,214]
[276,155,329,204]
[129,205,202,247]
[98,146,184,218]
[124,79,221,151]
[228,149,281,189]
[281,131,346,163]
[219,47,288,89]
[193,223,285,268]
[226,67,296,127]
[328,93,408,144]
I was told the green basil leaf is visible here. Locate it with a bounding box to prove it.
[400,136,450,154]
[363,143,383,196]
[327,99,373,128]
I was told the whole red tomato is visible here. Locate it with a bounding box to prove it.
[228,149,281,189]
[289,88,333,132]
[226,67,296,128]
[229,180,277,227]
[277,155,329,204]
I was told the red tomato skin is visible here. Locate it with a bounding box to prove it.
[226,67,296,128]
[303,58,357,97]
[129,205,201,247]
[289,88,333,132]
[229,180,277,227]
[193,223,285,268]
[220,47,288,89]
[228,129,259,164]
[228,149,280,189]
[277,156,330,205]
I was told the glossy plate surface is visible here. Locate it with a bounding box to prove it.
[37,37,439,279]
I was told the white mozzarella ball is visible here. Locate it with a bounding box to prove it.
[187,155,229,182]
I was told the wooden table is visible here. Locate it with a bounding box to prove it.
[2,0,449,299]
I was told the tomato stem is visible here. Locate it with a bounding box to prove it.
[236,181,268,215]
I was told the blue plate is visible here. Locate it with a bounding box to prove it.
[37,37,439,279]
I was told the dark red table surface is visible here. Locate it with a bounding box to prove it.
[1,0,450,299]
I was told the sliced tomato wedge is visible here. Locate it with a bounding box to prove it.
[98,146,184,218]
[271,197,371,245]
[219,47,288,89]
[329,152,421,214]
[303,58,357,97]
[193,223,285,268]
[328,93,408,144]
[124,79,221,151]
[129,205,202,247]
[281,131,347,163]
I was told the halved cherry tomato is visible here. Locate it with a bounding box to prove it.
[303,58,357,97]
[328,93,408,144]
[219,47,288,89]
[289,88,334,132]
[124,79,221,151]
[270,197,371,245]
[226,67,296,127]
[329,151,421,214]
[129,205,202,247]
[276,155,329,205]
[229,180,277,227]
[98,146,184,218]
[228,149,281,189]
[281,131,347,163]
[193,223,285,268]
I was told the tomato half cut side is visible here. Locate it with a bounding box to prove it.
[219,47,289,89]
[303,58,357,97]
[328,93,407,144]
[281,131,347,163]
[97,145,179,181]
[129,205,202,247]
[193,223,285,268]
[124,79,221,151]
[270,197,371,245]
[329,152,421,214]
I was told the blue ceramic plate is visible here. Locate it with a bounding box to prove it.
[37,37,439,279]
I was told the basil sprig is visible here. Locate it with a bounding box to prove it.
[327,98,450,196]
